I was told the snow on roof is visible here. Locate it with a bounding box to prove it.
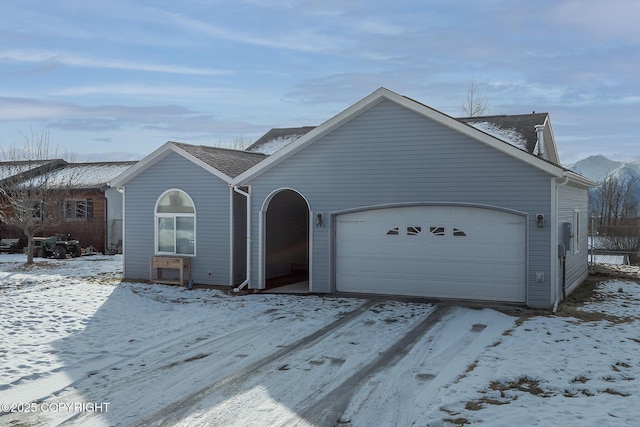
[246,126,317,155]
[39,162,136,188]
[0,160,59,180]
[248,134,304,155]
[466,121,528,151]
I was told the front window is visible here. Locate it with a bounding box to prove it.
[155,190,195,255]
[62,199,93,221]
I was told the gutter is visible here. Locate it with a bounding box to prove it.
[553,172,570,313]
[232,186,251,293]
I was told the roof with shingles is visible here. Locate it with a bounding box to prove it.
[43,161,138,188]
[0,159,66,182]
[170,142,267,178]
[245,115,550,159]
[245,126,316,155]
[461,113,549,155]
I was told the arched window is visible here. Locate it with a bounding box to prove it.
[155,189,196,255]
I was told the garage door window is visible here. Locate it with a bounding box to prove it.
[430,226,445,236]
[155,189,196,256]
[407,226,422,236]
[453,228,467,237]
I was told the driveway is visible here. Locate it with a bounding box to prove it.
[0,257,516,426]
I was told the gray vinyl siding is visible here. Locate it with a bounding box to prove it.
[246,100,554,307]
[123,152,232,285]
[557,182,590,295]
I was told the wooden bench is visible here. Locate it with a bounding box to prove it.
[150,256,191,286]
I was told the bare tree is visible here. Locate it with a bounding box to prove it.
[230,137,252,151]
[591,175,639,229]
[461,82,489,117]
[590,175,640,264]
[0,131,79,264]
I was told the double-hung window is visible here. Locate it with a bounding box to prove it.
[155,189,195,255]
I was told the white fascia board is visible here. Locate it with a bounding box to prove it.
[109,142,233,187]
[234,87,569,184]
[564,170,598,188]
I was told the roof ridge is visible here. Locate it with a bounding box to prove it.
[169,141,266,157]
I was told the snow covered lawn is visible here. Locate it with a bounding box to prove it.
[0,255,638,426]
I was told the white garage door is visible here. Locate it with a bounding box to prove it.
[336,205,526,302]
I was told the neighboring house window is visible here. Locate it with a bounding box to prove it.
[62,199,93,221]
[155,189,196,256]
[573,209,580,254]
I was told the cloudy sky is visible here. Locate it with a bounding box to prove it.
[0,0,638,164]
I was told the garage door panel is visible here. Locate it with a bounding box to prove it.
[336,205,526,302]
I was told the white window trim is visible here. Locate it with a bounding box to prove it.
[154,189,197,256]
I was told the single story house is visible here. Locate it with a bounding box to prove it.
[111,88,595,308]
[0,160,135,253]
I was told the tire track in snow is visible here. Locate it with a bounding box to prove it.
[134,299,379,427]
[339,308,497,426]
[283,305,453,427]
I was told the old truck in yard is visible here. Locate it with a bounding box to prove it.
[33,235,82,259]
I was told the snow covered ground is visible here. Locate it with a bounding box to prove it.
[0,254,638,426]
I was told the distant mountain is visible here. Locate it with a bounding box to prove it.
[567,155,624,182]
[569,155,640,213]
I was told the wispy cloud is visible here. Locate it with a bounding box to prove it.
[163,11,354,53]
[0,50,230,76]
[0,96,193,123]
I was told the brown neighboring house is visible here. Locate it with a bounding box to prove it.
[0,161,136,253]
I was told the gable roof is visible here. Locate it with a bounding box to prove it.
[109,141,267,187]
[234,87,587,185]
[246,114,555,160]
[245,126,317,155]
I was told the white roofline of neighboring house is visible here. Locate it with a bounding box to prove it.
[109,142,233,187]
[233,87,572,185]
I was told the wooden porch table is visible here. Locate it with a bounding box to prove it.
[150,256,191,286]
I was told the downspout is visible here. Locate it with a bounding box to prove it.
[98,186,109,253]
[233,186,251,293]
[553,172,570,313]
[117,186,125,272]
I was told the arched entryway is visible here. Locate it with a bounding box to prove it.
[261,189,310,291]
[262,189,309,292]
